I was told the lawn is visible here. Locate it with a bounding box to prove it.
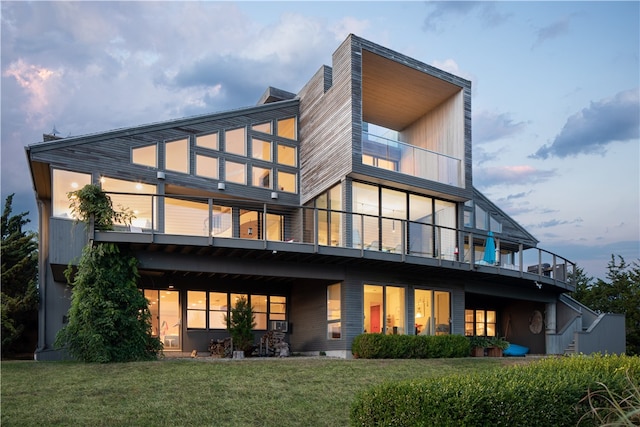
[1,356,532,426]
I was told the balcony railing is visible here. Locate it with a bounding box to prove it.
[362,131,462,187]
[86,192,575,287]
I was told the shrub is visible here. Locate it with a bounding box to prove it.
[350,354,640,426]
[225,296,255,355]
[351,333,470,359]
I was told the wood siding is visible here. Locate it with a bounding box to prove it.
[298,38,355,205]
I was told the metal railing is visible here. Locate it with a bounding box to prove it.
[89,192,575,286]
[362,131,462,187]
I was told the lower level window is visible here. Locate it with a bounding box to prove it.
[414,289,450,335]
[327,283,341,339]
[363,284,405,334]
[465,309,496,336]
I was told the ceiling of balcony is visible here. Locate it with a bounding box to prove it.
[361,50,463,131]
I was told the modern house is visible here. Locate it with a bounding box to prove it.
[27,34,625,360]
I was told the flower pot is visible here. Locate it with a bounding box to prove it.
[472,347,485,357]
[487,346,503,357]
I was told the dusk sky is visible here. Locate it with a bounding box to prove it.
[2,1,638,280]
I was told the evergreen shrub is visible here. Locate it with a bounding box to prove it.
[351,333,470,359]
[350,354,640,427]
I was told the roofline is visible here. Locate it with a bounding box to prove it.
[472,186,539,245]
[26,98,299,152]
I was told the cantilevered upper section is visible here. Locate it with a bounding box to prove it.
[298,34,472,205]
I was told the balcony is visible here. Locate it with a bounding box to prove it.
[362,131,462,187]
[86,193,575,290]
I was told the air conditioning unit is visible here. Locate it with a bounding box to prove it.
[270,320,288,332]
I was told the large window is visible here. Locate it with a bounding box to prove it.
[132,144,157,168]
[164,197,208,236]
[209,292,228,329]
[238,209,283,240]
[145,289,180,349]
[252,138,271,161]
[317,184,343,246]
[225,127,246,156]
[187,291,207,329]
[277,117,296,140]
[277,171,297,193]
[363,284,405,335]
[327,283,341,339]
[252,166,272,189]
[414,289,450,335]
[195,154,218,179]
[196,132,218,150]
[100,177,156,229]
[352,182,379,250]
[270,296,286,321]
[165,138,189,173]
[252,122,272,134]
[465,309,496,336]
[277,144,297,166]
[252,295,268,330]
[207,292,286,330]
[226,160,246,184]
[52,169,92,218]
[212,205,232,237]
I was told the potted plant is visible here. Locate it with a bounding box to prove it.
[225,296,256,357]
[468,336,489,357]
[486,336,509,357]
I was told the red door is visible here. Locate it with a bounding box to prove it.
[370,305,381,333]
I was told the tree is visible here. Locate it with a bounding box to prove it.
[1,194,38,357]
[226,296,255,356]
[54,185,162,362]
[571,255,640,355]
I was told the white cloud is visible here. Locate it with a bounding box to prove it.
[329,17,371,42]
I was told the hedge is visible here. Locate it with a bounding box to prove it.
[350,354,640,426]
[351,333,470,359]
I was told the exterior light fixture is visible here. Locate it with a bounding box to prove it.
[217,182,225,190]
[157,171,166,180]
[271,191,278,199]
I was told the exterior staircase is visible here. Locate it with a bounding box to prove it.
[549,294,626,355]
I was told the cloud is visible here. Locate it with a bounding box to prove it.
[330,17,371,42]
[423,1,509,33]
[531,88,640,159]
[473,110,526,144]
[472,146,500,166]
[474,165,557,189]
[531,218,584,229]
[532,17,572,48]
[2,59,63,126]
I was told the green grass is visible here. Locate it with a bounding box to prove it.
[1,357,531,426]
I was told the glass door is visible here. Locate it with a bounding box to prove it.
[145,289,181,351]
